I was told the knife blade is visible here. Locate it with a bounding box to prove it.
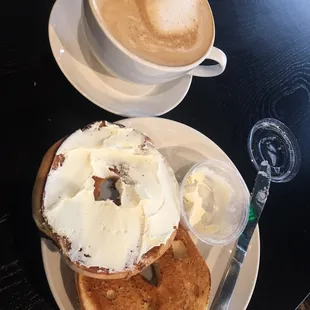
[210,161,271,310]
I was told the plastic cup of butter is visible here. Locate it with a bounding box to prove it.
[180,159,250,246]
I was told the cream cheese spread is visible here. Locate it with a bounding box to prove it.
[183,167,234,237]
[43,122,180,272]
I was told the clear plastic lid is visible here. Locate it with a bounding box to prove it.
[247,118,301,183]
[180,159,249,246]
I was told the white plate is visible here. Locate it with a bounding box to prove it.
[41,118,260,310]
[48,0,192,117]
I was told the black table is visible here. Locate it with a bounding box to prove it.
[1,0,310,309]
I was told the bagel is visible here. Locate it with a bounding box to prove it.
[76,226,211,310]
[32,121,180,279]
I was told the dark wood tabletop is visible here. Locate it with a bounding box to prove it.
[1,0,310,309]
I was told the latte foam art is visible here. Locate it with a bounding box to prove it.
[94,0,214,66]
[145,0,199,34]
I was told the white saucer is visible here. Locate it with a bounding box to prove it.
[41,118,260,310]
[48,0,192,117]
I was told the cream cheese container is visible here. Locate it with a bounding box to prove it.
[180,159,249,246]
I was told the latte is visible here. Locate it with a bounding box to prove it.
[93,0,214,67]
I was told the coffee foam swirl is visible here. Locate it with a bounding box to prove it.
[95,0,213,67]
[144,0,199,34]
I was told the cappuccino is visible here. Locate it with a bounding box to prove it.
[93,0,214,67]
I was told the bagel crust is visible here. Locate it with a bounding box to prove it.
[76,227,211,309]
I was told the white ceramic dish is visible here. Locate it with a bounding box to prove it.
[41,117,260,310]
[48,0,193,117]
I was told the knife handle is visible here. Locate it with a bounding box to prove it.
[209,246,245,310]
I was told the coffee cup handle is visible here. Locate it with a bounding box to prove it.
[187,47,227,77]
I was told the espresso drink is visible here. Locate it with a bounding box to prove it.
[93,0,214,67]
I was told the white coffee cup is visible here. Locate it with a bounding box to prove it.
[82,0,227,85]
